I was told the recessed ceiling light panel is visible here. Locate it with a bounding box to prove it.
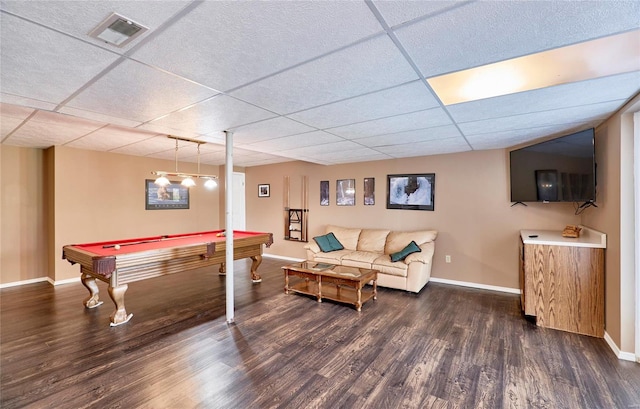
[88,12,148,48]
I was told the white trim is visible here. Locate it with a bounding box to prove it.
[430,277,521,294]
[634,111,640,362]
[0,277,49,288]
[49,277,81,286]
[262,253,305,262]
[604,331,637,361]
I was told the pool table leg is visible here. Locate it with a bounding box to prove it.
[81,273,104,309]
[250,255,262,283]
[108,284,133,327]
[219,259,262,283]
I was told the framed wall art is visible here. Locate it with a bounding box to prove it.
[145,179,190,210]
[320,180,329,206]
[336,179,355,206]
[364,177,375,205]
[258,184,270,197]
[386,173,435,211]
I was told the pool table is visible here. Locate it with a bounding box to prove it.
[62,230,273,326]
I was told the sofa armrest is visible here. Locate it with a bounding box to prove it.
[304,242,321,260]
[404,241,435,265]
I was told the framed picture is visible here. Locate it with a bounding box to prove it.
[364,177,375,205]
[336,179,355,206]
[258,184,270,197]
[145,179,189,210]
[386,173,435,211]
[320,180,329,206]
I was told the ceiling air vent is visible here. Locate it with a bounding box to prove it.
[88,13,148,47]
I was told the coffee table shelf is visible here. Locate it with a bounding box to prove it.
[282,261,377,311]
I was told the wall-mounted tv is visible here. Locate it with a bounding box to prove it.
[509,128,595,203]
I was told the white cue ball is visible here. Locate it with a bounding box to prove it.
[114,244,120,250]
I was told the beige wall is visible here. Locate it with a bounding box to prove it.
[51,146,221,282]
[1,145,48,283]
[583,93,639,354]
[246,148,580,289]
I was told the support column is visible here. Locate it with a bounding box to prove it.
[225,130,235,324]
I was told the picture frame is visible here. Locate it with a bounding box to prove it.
[320,180,329,206]
[336,179,355,206]
[258,184,270,197]
[145,179,190,210]
[364,177,375,205]
[386,173,435,211]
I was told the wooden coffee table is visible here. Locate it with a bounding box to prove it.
[282,261,377,311]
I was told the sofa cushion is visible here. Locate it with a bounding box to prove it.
[357,229,390,253]
[326,225,361,250]
[372,255,408,277]
[390,240,421,262]
[385,230,438,254]
[313,232,344,252]
[341,250,380,266]
[313,249,352,264]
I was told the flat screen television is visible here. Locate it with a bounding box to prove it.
[509,128,596,203]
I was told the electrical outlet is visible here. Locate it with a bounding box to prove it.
[445,255,451,263]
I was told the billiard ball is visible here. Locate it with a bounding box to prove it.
[114,244,121,250]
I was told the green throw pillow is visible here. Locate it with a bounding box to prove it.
[313,232,344,252]
[390,240,421,262]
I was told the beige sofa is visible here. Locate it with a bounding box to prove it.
[303,225,437,293]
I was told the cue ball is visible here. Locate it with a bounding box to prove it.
[114,244,120,250]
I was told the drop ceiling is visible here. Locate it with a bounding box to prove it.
[1,1,639,167]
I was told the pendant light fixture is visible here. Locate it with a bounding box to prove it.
[152,136,218,188]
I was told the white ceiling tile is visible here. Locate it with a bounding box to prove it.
[135,123,199,140]
[244,131,344,152]
[448,71,640,123]
[66,125,160,151]
[231,117,316,145]
[466,123,597,150]
[231,35,419,114]
[66,59,219,123]
[396,1,640,77]
[0,93,58,111]
[329,108,452,139]
[288,81,440,129]
[131,1,382,91]
[0,1,189,53]
[0,13,121,105]
[372,1,465,27]
[0,103,34,119]
[356,125,462,148]
[149,95,277,136]
[1,116,24,139]
[110,135,183,156]
[279,140,366,158]
[376,137,471,158]
[4,110,105,147]
[459,100,623,136]
[59,106,142,128]
[304,149,391,165]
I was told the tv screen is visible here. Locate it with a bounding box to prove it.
[509,128,595,203]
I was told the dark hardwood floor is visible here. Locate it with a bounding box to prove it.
[1,257,639,408]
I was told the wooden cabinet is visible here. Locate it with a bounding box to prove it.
[519,227,606,338]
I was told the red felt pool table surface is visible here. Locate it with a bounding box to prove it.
[70,230,264,256]
[62,230,273,327]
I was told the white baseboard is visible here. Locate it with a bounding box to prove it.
[604,332,637,361]
[0,277,49,289]
[430,277,521,294]
[49,277,81,286]
[263,253,305,262]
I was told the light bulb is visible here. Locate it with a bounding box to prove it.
[204,178,217,189]
[181,177,196,187]
[154,175,170,186]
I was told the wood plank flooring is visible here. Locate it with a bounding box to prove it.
[1,257,639,408]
